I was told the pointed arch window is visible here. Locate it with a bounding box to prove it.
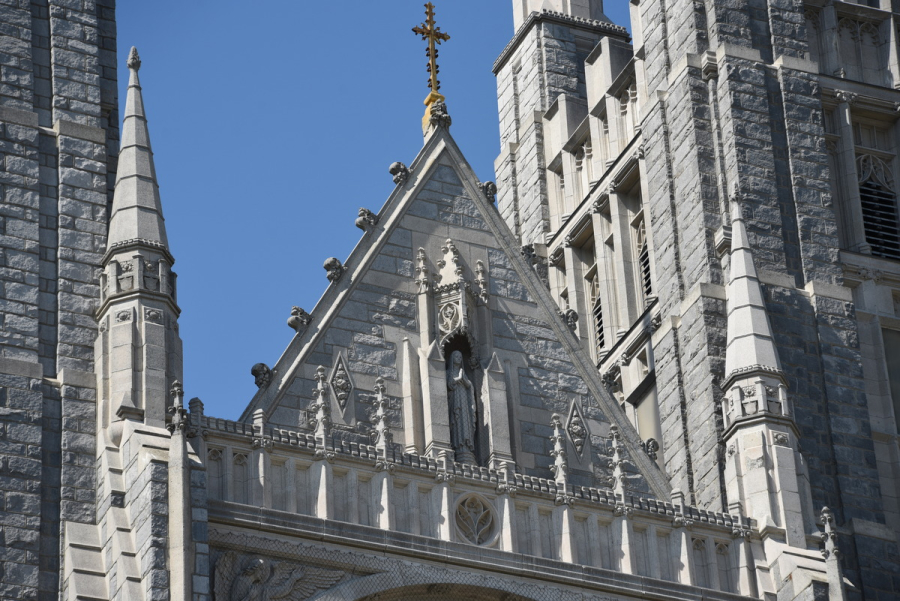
[837,18,888,87]
[692,538,710,588]
[804,10,821,67]
[716,543,735,593]
[857,153,900,260]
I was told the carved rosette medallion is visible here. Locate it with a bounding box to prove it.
[454,494,499,547]
[431,238,482,354]
[438,302,461,335]
[329,356,353,411]
[144,308,163,324]
[213,551,344,601]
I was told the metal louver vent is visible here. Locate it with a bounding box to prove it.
[588,274,604,355]
[858,154,900,261]
[636,219,653,299]
[593,299,605,352]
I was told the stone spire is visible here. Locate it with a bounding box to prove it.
[107,46,169,250]
[95,47,182,436]
[720,202,810,548]
[723,207,782,384]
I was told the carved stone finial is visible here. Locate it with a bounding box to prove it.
[429,100,452,128]
[371,377,392,451]
[549,414,568,486]
[389,162,410,185]
[641,438,659,460]
[309,366,331,443]
[834,89,857,105]
[521,244,535,263]
[323,257,344,283]
[820,506,839,559]
[414,247,431,294]
[496,461,518,496]
[127,46,141,71]
[167,380,187,433]
[355,208,379,231]
[607,425,627,496]
[287,306,312,333]
[251,363,272,389]
[474,260,489,303]
[481,181,497,202]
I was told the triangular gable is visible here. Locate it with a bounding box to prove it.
[240,126,671,500]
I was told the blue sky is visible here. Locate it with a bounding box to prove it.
[116,1,632,419]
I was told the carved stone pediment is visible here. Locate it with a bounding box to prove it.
[214,550,344,601]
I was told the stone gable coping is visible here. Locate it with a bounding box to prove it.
[238,125,672,500]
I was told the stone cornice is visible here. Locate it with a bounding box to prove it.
[102,238,175,265]
[492,10,629,75]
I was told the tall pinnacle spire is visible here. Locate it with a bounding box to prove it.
[107,47,169,251]
[723,204,782,384]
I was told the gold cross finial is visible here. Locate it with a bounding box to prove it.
[412,2,450,95]
[412,3,451,132]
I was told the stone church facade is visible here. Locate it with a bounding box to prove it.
[1,0,899,599]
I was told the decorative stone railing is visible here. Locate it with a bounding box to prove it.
[193,411,758,596]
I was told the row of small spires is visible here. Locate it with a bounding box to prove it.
[167,372,845,562]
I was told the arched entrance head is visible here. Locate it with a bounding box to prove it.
[310,571,546,601]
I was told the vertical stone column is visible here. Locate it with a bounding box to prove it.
[550,415,575,562]
[251,409,270,508]
[834,93,868,253]
[400,338,424,454]
[670,490,694,585]
[168,381,192,601]
[419,341,453,458]
[434,452,454,541]
[607,186,639,332]
[496,463,517,553]
[372,377,394,530]
[483,353,514,468]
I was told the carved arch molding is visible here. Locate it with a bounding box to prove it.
[210,529,617,601]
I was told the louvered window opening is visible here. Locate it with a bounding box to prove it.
[636,219,653,300]
[588,274,605,354]
[858,153,900,261]
[861,181,900,260]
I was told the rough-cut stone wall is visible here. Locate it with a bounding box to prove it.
[0,1,116,599]
[636,0,898,595]
[494,17,609,247]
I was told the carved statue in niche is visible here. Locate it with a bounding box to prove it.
[447,349,478,465]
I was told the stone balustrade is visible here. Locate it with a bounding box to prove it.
[193,411,759,596]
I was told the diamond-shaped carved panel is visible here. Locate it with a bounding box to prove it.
[566,401,588,456]
[330,356,353,411]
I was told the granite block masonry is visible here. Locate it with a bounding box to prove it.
[2,1,898,600]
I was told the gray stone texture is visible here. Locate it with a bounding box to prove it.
[498,0,900,596]
[0,0,116,599]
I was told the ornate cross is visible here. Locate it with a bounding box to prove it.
[412,3,450,95]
